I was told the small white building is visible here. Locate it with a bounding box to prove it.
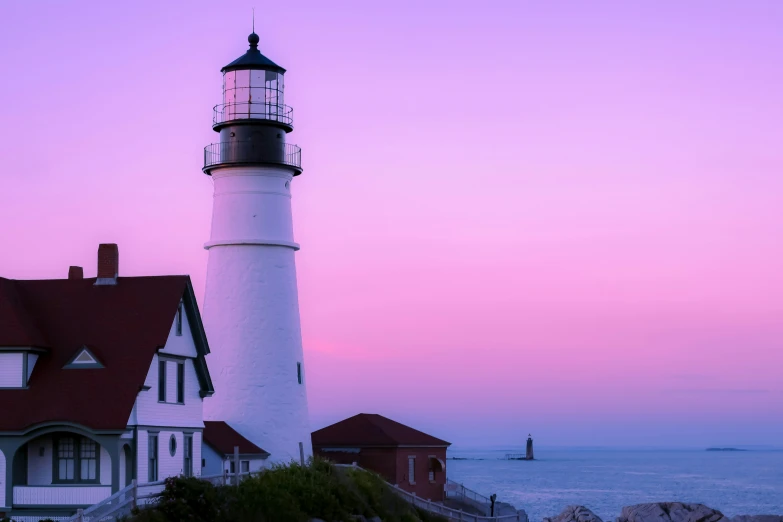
[0,244,215,521]
[202,421,270,477]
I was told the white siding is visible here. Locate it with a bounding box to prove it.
[13,485,110,506]
[0,448,6,508]
[201,443,223,477]
[100,445,111,486]
[192,431,202,478]
[201,443,266,477]
[27,436,53,485]
[158,431,184,478]
[159,304,198,358]
[137,430,149,483]
[0,353,24,387]
[131,354,204,429]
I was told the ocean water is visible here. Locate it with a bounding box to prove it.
[446,448,783,522]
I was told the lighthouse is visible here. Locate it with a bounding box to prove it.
[201,31,312,464]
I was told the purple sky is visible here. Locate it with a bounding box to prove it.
[1,0,782,447]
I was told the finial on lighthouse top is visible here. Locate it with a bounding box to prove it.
[221,26,286,74]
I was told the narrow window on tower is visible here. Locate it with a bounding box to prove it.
[297,362,303,384]
[176,300,183,336]
[158,360,166,402]
[177,362,185,404]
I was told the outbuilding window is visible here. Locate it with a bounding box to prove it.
[408,456,415,485]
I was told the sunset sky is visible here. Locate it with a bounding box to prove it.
[1,0,781,448]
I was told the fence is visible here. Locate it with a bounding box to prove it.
[446,478,492,505]
[335,464,526,522]
[52,470,261,522]
[16,464,525,522]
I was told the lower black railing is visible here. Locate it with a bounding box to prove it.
[203,142,302,172]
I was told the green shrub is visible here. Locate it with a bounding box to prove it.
[126,458,448,522]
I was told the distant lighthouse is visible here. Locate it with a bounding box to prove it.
[202,31,312,464]
[525,434,534,460]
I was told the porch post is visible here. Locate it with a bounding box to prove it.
[96,435,122,494]
[0,438,25,510]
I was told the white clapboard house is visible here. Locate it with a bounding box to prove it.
[0,244,218,521]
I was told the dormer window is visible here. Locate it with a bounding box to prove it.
[0,352,25,388]
[176,300,183,336]
[64,346,103,369]
[0,350,41,387]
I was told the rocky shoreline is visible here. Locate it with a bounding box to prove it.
[543,503,782,522]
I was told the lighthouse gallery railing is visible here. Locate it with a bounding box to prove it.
[213,101,294,128]
[203,141,302,171]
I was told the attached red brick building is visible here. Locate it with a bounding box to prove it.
[311,414,450,501]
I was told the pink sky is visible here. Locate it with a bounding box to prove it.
[1,0,781,447]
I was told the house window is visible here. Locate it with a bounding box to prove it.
[159,359,185,404]
[229,460,235,474]
[408,457,415,485]
[428,459,435,482]
[176,301,183,336]
[184,434,193,477]
[297,362,302,384]
[149,434,159,482]
[177,362,185,404]
[241,461,250,473]
[80,439,98,480]
[169,435,177,457]
[56,437,76,481]
[54,437,99,483]
[158,360,166,402]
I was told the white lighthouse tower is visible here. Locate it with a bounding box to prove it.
[202,31,312,464]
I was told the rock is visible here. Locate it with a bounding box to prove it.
[730,518,783,522]
[617,503,727,522]
[544,505,604,522]
[368,517,383,522]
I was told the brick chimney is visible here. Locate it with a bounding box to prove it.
[68,266,84,280]
[94,244,119,286]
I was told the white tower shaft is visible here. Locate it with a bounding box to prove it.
[203,166,312,464]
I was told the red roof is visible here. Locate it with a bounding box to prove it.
[0,275,211,432]
[203,421,269,456]
[311,414,451,448]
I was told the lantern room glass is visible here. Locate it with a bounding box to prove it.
[222,69,285,122]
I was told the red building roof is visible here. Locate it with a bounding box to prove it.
[203,421,269,456]
[0,274,213,432]
[311,414,451,448]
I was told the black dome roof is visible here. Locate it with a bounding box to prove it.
[221,33,286,74]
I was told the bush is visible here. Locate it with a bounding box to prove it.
[128,459,448,522]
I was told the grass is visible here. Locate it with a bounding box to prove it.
[126,458,449,522]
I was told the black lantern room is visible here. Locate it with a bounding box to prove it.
[203,33,302,175]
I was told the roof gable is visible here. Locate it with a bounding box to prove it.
[311,414,451,448]
[0,275,211,432]
[203,421,269,456]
